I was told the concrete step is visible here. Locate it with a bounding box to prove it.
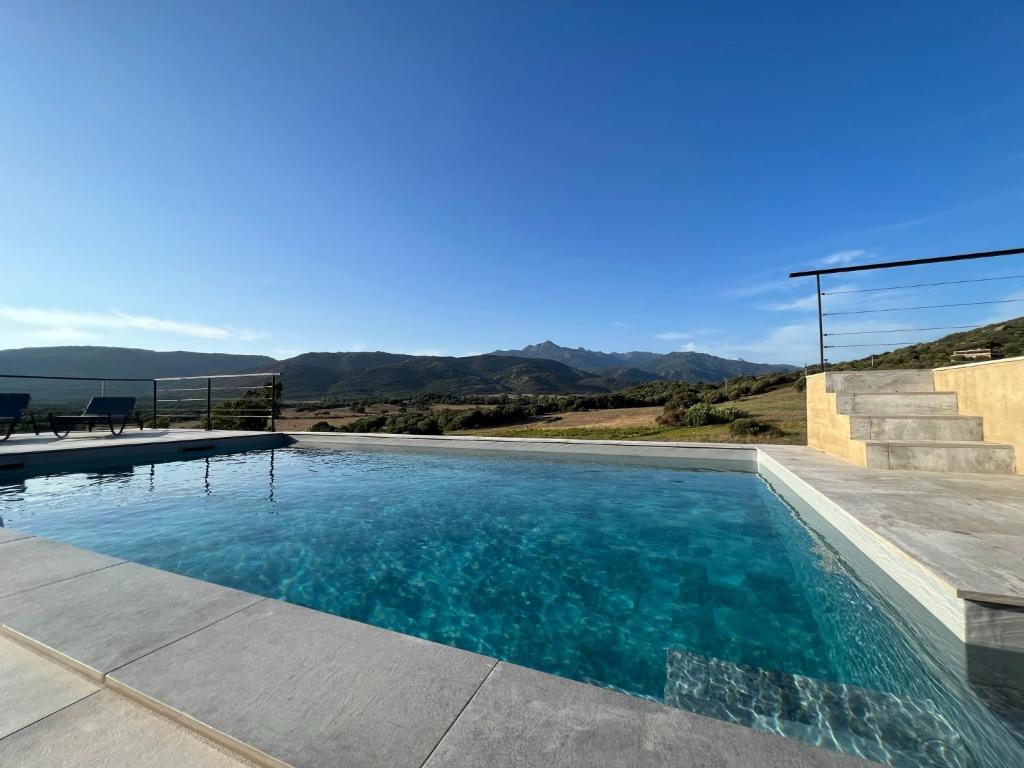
[835,392,958,416]
[849,414,984,442]
[824,370,935,394]
[864,440,1016,474]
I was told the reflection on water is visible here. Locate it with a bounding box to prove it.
[0,447,1021,767]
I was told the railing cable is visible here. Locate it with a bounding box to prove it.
[824,324,983,336]
[824,297,1024,316]
[822,274,1024,295]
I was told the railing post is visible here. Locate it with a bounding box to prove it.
[270,375,277,433]
[816,274,825,372]
[152,380,157,430]
[206,377,212,431]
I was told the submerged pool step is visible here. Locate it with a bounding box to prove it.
[664,649,968,768]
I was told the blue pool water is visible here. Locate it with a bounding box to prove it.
[2,447,1022,767]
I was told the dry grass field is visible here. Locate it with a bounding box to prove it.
[271,383,807,445]
[454,385,807,445]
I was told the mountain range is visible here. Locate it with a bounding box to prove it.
[491,341,796,382]
[0,342,795,401]
[5,318,1020,402]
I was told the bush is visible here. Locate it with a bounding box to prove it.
[666,391,702,411]
[726,383,752,400]
[747,379,771,396]
[659,403,748,427]
[700,389,728,404]
[793,377,806,392]
[309,421,340,432]
[713,405,748,422]
[728,418,783,437]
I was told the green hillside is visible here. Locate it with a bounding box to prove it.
[268,352,622,399]
[835,316,1024,370]
[0,346,275,378]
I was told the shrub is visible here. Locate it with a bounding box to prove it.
[729,418,783,437]
[793,377,806,392]
[309,421,340,432]
[713,405,748,422]
[700,389,728,404]
[747,379,771,396]
[726,383,752,400]
[657,402,748,427]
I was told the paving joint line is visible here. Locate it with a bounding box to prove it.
[0,535,36,546]
[0,560,127,603]
[0,689,100,745]
[417,659,500,768]
[102,596,269,683]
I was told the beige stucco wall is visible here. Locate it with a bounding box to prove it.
[934,356,1024,472]
[805,373,866,466]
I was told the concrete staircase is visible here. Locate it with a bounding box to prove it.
[818,371,1016,474]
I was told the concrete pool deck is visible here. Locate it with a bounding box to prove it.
[1,429,1022,765]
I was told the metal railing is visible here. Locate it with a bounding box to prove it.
[155,373,279,431]
[789,246,1024,370]
[0,372,280,432]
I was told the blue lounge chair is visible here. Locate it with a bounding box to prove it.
[0,393,38,441]
[50,396,138,438]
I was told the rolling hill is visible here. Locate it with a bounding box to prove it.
[491,341,797,381]
[0,346,275,379]
[0,346,278,405]
[268,352,620,399]
[2,342,798,403]
[838,316,1024,370]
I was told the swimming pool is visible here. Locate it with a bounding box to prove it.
[1,447,1021,767]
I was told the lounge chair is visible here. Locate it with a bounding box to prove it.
[0,393,38,441]
[49,396,139,438]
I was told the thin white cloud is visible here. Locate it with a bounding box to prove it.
[655,328,719,340]
[697,323,818,365]
[0,306,262,341]
[726,279,793,298]
[655,332,692,340]
[816,249,866,267]
[611,320,629,328]
[762,293,820,312]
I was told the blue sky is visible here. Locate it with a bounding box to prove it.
[1,2,1022,365]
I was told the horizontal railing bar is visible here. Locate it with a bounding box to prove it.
[822,274,1024,295]
[824,297,1024,316]
[0,374,152,382]
[825,342,917,348]
[825,324,983,336]
[154,373,279,381]
[790,246,1024,278]
[158,385,272,393]
[207,411,272,415]
[158,409,271,414]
